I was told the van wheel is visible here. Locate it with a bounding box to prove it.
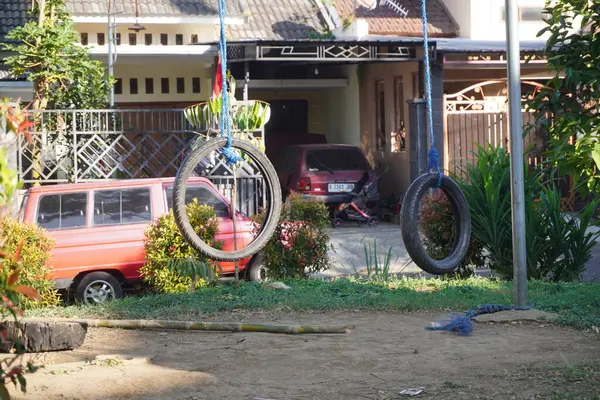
[247,254,267,282]
[75,272,123,305]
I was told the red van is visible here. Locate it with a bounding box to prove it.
[20,177,266,304]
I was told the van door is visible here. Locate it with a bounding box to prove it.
[86,187,153,280]
[35,191,90,287]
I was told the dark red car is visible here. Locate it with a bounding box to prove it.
[273,144,376,206]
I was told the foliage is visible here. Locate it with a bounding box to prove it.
[0,103,41,398]
[419,190,486,278]
[252,193,331,280]
[363,239,395,285]
[457,145,600,281]
[526,1,600,196]
[1,0,112,110]
[26,277,600,333]
[141,200,222,293]
[0,216,61,309]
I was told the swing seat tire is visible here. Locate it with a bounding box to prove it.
[400,173,472,276]
[173,137,282,262]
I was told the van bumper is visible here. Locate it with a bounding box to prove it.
[299,193,353,205]
[53,278,74,290]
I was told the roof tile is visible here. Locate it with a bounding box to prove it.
[333,0,458,37]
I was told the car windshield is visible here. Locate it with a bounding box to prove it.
[305,148,370,172]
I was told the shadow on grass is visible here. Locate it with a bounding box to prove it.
[26,277,600,331]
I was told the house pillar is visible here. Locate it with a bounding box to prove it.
[430,61,445,170]
[408,99,428,182]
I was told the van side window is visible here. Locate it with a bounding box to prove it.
[37,193,87,230]
[93,188,152,226]
[164,185,229,218]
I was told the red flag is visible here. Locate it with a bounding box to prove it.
[212,52,223,99]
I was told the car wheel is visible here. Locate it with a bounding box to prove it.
[75,272,123,305]
[332,218,343,228]
[247,253,268,282]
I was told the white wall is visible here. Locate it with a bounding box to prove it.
[442,0,550,41]
[324,65,361,146]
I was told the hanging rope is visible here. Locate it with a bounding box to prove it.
[420,0,441,184]
[217,0,241,165]
[425,304,532,336]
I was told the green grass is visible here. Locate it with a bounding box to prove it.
[26,277,600,331]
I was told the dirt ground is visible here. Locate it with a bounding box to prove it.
[10,310,600,400]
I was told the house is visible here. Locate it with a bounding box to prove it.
[1,0,558,202]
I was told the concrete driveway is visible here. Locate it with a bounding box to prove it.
[321,222,600,282]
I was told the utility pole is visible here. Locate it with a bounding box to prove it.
[505,0,528,306]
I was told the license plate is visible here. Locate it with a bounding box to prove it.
[328,183,354,193]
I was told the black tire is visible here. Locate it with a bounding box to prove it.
[400,173,471,275]
[75,271,123,305]
[332,218,343,228]
[246,253,267,282]
[173,137,282,262]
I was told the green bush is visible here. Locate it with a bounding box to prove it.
[0,216,61,309]
[253,193,331,279]
[457,145,600,281]
[419,190,485,278]
[141,200,222,293]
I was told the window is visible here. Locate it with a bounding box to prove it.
[191,34,198,44]
[116,33,121,45]
[175,34,183,45]
[80,33,88,45]
[501,6,544,22]
[305,148,370,172]
[97,33,105,45]
[161,78,170,94]
[412,72,421,99]
[129,78,138,95]
[93,188,152,226]
[176,77,185,93]
[145,33,152,45]
[375,80,386,151]
[393,76,406,153]
[160,33,168,45]
[164,186,229,218]
[129,33,137,45]
[37,193,87,230]
[145,78,154,94]
[114,78,123,95]
[192,77,201,93]
[520,7,544,21]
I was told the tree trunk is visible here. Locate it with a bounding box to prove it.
[74,319,355,334]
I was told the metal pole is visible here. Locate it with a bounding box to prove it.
[108,7,114,108]
[505,0,527,306]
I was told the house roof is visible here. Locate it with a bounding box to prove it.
[226,0,329,40]
[332,0,459,37]
[66,0,243,18]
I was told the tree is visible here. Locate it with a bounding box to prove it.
[528,1,600,197]
[1,0,112,110]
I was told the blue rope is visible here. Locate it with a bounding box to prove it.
[421,0,442,186]
[217,0,241,165]
[425,304,532,336]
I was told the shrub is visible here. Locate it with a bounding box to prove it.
[457,145,600,281]
[253,192,331,280]
[141,200,222,293]
[419,190,485,278]
[0,216,61,309]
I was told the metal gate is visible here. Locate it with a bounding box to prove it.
[443,80,547,175]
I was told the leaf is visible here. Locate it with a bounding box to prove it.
[7,268,20,287]
[592,142,600,170]
[0,384,9,400]
[13,286,41,301]
[12,241,24,263]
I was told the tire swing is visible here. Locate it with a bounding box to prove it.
[400,0,472,276]
[172,0,282,262]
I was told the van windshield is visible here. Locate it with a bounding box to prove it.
[306,148,370,172]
